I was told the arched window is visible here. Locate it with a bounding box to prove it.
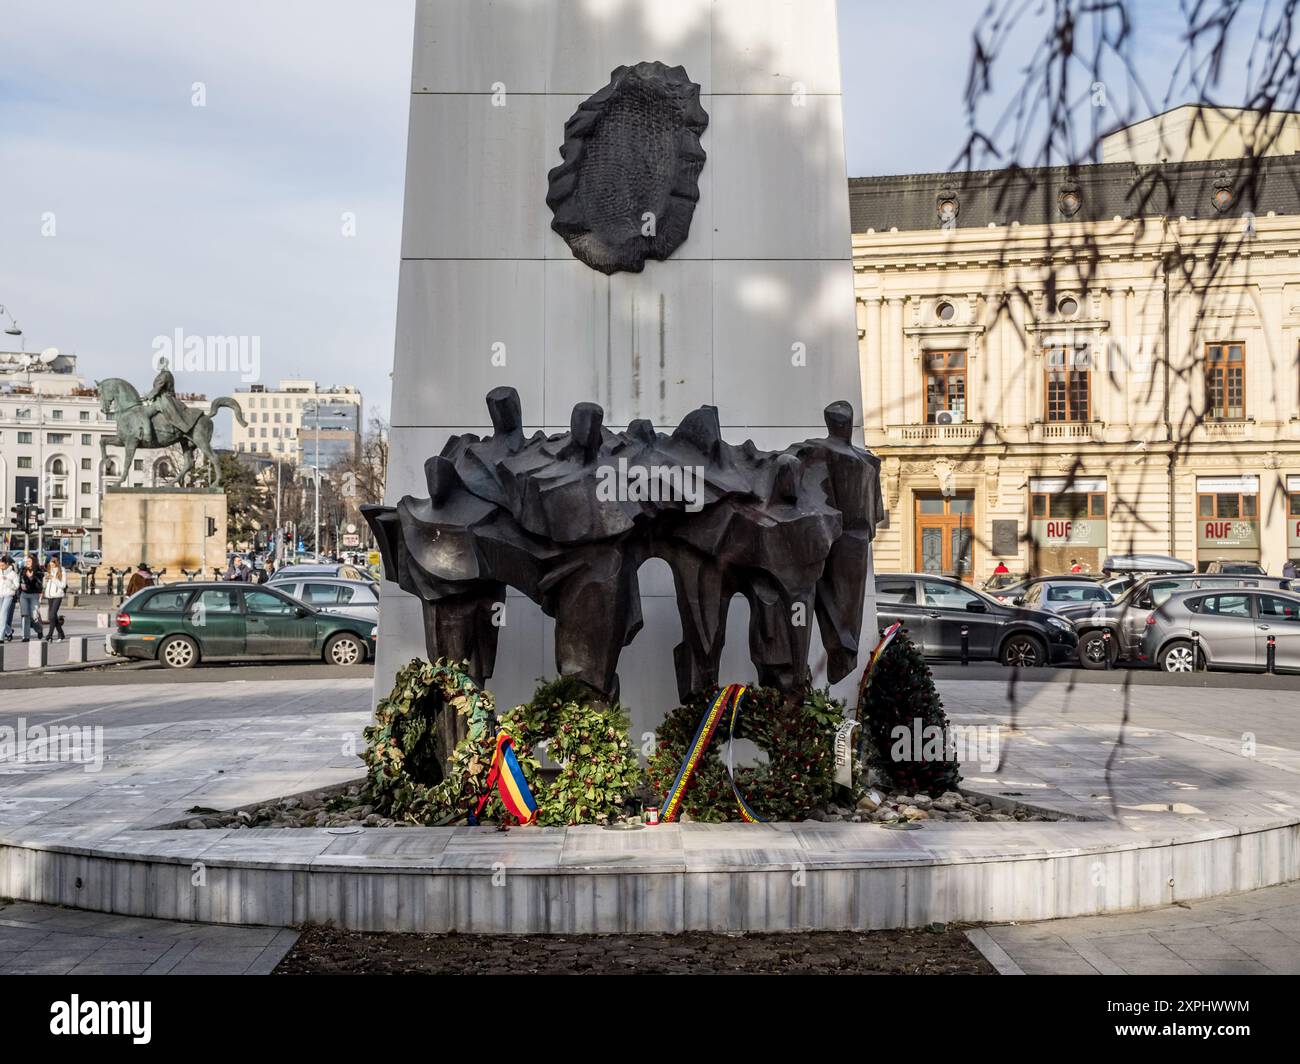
[51,458,65,476]
[104,459,119,478]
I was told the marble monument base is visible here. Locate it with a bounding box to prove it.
[101,487,227,574]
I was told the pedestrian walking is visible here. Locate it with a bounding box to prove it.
[44,558,68,642]
[225,555,252,582]
[0,555,18,642]
[18,554,45,642]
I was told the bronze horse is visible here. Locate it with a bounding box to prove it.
[96,378,246,488]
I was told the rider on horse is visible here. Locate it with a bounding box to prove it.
[144,358,199,442]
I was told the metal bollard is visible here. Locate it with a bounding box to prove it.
[960,624,969,665]
[1102,628,1112,670]
[1191,629,1204,671]
[1267,634,1277,675]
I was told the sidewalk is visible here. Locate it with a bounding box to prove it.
[0,900,298,975]
[968,881,1300,974]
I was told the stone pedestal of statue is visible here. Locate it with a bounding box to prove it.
[101,487,227,575]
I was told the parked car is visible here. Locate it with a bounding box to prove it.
[268,562,370,585]
[984,577,1032,605]
[1140,587,1300,673]
[1011,576,1115,614]
[875,573,1078,667]
[272,577,380,621]
[77,549,103,572]
[1058,573,1294,669]
[108,582,378,668]
[1101,554,1197,576]
[1203,560,1268,576]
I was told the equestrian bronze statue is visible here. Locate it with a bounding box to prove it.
[96,360,247,488]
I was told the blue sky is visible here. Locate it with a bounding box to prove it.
[0,1,1279,425]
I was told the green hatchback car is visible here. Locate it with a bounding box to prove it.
[109,582,378,669]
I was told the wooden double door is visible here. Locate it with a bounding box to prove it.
[914,492,975,582]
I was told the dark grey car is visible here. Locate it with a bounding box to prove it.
[1141,588,1300,673]
[1058,573,1294,669]
[875,573,1078,667]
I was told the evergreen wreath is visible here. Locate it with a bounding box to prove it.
[856,630,961,797]
[644,685,845,822]
[363,661,640,826]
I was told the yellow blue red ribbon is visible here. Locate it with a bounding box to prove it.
[660,684,764,823]
[472,731,538,825]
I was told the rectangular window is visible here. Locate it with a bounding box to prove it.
[17,457,31,469]
[80,507,91,519]
[1206,342,1245,419]
[924,350,967,423]
[51,409,63,420]
[79,410,90,421]
[80,482,91,494]
[1044,345,1091,422]
[1198,491,1257,519]
[81,458,91,470]
[17,431,31,444]
[52,507,64,519]
[81,434,91,446]
[133,459,143,471]
[47,433,69,444]
[1031,491,1106,519]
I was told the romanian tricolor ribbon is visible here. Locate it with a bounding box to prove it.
[659,683,764,824]
[472,731,538,826]
[857,621,902,707]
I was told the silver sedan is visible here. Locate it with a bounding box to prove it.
[270,578,380,622]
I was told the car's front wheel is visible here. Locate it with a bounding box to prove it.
[324,632,365,666]
[1160,640,1198,673]
[1078,629,1118,670]
[158,634,199,670]
[1000,633,1046,668]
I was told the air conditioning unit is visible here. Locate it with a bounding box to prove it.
[934,410,963,425]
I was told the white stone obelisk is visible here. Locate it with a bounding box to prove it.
[378,0,873,739]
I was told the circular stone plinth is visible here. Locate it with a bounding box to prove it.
[2,677,1299,933]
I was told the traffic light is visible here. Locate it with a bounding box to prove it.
[27,506,45,535]
[10,503,26,530]
[205,516,217,537]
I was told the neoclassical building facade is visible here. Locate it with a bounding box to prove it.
[852,118,1300,581]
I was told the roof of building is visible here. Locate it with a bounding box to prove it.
[849,153,1300,234]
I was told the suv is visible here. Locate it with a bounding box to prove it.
[875,573,1078,667]
[1058,573,1294,669]
[1203,560,1267,576]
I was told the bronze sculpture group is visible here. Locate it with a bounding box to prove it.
[363,387,884,705]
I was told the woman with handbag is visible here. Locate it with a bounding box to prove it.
[44,558,68,642]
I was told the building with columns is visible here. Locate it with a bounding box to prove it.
[852,113,1300,581]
